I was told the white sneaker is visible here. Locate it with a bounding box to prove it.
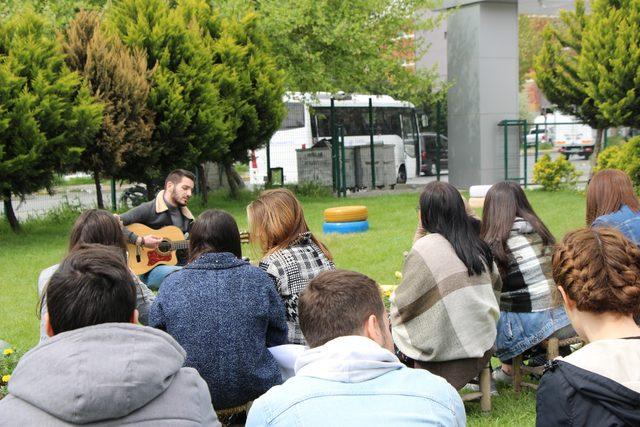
[462,377,499,396]
[492,368,514,385]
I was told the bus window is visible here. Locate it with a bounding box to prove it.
[280,102,305,130]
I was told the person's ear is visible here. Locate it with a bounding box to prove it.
[131,309,139,325]
[44,312,55,337]
[557,286,574,310]
[363,314,384,346]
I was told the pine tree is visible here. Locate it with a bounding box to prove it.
[105,0,232,198]
[193,3,285,197]
[0,9,102,231]
[580,0,640,128]
[62,10,155,209]
[534,0,611,166]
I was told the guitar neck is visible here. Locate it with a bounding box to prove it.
[168,240,189,251]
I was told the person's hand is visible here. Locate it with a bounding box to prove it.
[142,235,162,249]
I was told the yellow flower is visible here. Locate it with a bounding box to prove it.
[2,348,13,356]
[2,374,10,383]
[394,271,403,280]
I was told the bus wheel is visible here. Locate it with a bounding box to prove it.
[397,165,407,184]
[564,153,571,161]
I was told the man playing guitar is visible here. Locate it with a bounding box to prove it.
[118,169,195,289]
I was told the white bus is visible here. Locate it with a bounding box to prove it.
[249,92,423,186]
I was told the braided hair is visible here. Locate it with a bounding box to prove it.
[552,227,640,316]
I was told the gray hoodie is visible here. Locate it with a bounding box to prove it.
[0,323,220,426]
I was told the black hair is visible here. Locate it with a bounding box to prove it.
[45,244,136,335]
[165,169,196,187]
[189,209,242,261]
[481,181,555,268]
[419,181,494,275]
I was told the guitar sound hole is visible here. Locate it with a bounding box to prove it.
[158,241,172,253]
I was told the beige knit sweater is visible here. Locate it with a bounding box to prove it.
[391,233,502,362]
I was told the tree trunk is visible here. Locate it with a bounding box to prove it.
[589,128,604,178]
[197,163,208,205]
[94,169,104,209]
[2,190,20,232]
[224,162,244,198]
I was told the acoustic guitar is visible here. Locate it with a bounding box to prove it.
[126,224,187,275]
[126,223,251,275]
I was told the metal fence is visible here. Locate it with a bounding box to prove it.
[0,181,128,222]
[497,119,602,187]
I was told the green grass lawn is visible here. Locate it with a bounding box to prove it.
[0,188,587,425]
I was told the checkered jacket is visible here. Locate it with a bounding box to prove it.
[498,218,555,312]
[259,232,335,344]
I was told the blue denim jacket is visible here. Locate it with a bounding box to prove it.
[593,205,640,245]
[496,306,571,361]
[247,336,466,426]
[247,369,465,426]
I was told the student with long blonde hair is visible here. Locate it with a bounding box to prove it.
[248,189,334,345]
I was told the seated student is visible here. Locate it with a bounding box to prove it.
[536,227,640,426]
[391,181,502,390]
[150,210,288,411]
[247,270,465,427]
[37,209,154,342]
[0,244,219,426]
[480,181,574,382]
[587,169,640,245]
[248,188,335,345]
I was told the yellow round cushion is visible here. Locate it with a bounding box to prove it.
[324,205,368,222]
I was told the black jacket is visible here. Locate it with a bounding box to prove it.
[536,360,640,426]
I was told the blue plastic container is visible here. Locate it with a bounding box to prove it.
[323,220,369,234]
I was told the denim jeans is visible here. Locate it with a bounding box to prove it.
[496,306,572,361]
[140,265,182,290]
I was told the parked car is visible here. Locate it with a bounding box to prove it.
[525,128,550,147]
[420,133,448,176]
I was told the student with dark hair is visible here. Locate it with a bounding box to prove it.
[0,245,219,425]
[536,227,640,426]
[481,181,574,382]
[391,181,502,390]
[586,169,640,245]
[150,209,287,413]
[247,270,465,426]
[119,168,196,289]
[37,209,154,342]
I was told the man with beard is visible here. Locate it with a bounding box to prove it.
[119,169,195,289]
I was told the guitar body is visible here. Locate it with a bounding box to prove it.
[126,224,187,275]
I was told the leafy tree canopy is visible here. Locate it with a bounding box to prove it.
[0,9,102,230]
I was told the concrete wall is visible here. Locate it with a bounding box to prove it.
[446,1,519,187]
[415,9,447,80]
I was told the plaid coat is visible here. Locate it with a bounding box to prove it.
[259,232,335,344]
[391,233,501,362]
[498,219,556,312]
